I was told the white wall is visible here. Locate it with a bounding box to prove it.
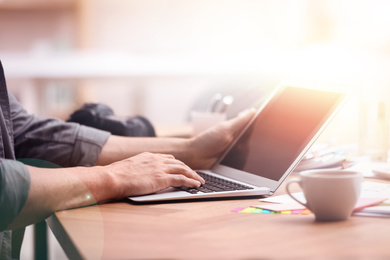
[84,0,309,53]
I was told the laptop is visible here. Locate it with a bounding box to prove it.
[128,83,349,202]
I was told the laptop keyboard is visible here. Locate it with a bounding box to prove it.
[181,171,253,194]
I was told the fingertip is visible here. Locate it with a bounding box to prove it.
[194,171,205,184]
[238,108,256,117]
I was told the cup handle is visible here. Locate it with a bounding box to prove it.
[285,178,310,210]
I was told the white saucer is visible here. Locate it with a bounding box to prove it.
[371,162,390,180]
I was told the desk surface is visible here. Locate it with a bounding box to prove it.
[47,178,390,260]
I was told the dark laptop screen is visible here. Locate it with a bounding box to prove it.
[220,86,346,181]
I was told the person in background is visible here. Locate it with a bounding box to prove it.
[0,61,254,259]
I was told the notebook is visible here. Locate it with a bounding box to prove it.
[128,83,349,202]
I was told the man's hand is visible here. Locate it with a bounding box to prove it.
[104,152,205,199]
[186,109,256,170]
[10,152,204,229]
[94,108,255,198]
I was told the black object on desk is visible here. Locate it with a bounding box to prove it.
[67,103,156,137]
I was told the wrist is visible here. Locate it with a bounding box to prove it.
[179,137,196,169]
[95,165,123,201]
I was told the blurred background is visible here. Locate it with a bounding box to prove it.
[1,0,390,258]
[1,0,390,141]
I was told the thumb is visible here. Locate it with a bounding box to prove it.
[227,108,256,135]
[238,108,257,118]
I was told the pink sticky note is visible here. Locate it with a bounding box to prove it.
[353,197,388,211]
[231,207,246,213]
[291,209,305,215]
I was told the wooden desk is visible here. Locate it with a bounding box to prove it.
[47,179,390,260]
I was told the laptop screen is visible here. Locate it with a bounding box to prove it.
[220,86,346,181]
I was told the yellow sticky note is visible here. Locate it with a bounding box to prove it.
[241,207,256,213]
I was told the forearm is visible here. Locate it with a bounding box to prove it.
[96,135,194,167]
[7,151,203,230]
[96,109,255,170]
[7,165,116,230]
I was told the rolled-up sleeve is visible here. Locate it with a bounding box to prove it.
[0,159,30,231]
[10,94,110,167]
[70,125,111,166]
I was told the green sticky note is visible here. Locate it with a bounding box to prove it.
[251,208,263,213]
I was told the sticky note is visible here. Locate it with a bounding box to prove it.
[251,203,306,212]
[301,209,311,215]
[291,210,304,215]
[378,199,390,206]
[251,208,263,213]
[231,207,246,213]
[241,207,257,213]
[353,197,388,210]
[230,206,311,215]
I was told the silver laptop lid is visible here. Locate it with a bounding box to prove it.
[211,83,349,193]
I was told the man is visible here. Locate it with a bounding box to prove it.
[0,60,254,259]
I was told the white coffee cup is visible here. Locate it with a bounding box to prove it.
[191,111,227,136]
[286,169,363,221]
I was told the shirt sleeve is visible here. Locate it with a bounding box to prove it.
[10,94,111,167]
[0,159,30,231]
